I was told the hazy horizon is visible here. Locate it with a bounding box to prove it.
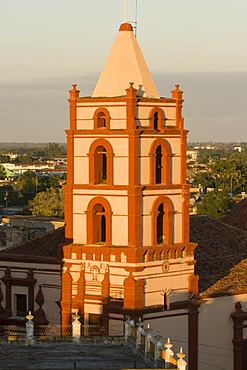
[0,71,246,143]
[1,0,246,142]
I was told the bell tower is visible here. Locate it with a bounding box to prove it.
[61,23,197,328]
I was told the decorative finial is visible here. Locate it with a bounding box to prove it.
[136,317,143,328]
[26,311,34,321]
[177,347,186,360]
[235,301,243,312]
[119,23,133,31]
[72,310,80,321]
[165,338,173,350]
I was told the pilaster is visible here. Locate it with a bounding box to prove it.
[171,84,184,129]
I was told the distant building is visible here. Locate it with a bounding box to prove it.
[187,149,198,161]
[233,145,242,153]
[1,162,56,174]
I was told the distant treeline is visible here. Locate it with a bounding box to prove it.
[188,141,247,150]
[0,142,66,159]
[0,141,246,160]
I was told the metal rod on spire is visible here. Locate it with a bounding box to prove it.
[125,0,128,22]
[135,0,138,37]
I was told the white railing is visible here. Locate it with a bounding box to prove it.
[1,312,187,370]
[124,318,187,370]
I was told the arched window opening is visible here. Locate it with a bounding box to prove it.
[87,197,112,246]
[149,139,172,186]
[89,139,114,186]
[93,204,106,244]
[93,108,110,130]
[101,212,106,243]
[154,111,158,130]
[97,112,106,129]
[157,203,164,244]
[151,195,174,246]
[102,149,107,182]
[149,108,164,131]
[155,145,162,184]
[95,146,107,184]
[166,249,170,260]
[173,249,177,259]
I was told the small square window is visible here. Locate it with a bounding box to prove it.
[15,294,27,317]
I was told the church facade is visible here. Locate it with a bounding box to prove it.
[61,22,198,350]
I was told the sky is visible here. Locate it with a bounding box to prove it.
[0,0,246,143]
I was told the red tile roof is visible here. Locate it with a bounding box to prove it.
[190,215,247,297]
[1,214,247,297]
[222,197,247,231]
[0,226,66,264]
[200,258,247,297]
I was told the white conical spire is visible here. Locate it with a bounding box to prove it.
[92,23,160,98]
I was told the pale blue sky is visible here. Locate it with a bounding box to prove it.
[0,0,246,142]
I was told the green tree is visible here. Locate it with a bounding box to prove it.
[29,188,64,218]
[0,155,10,163]
[197,191,236,219]
[36,174,63,192]
[48,174,62,189]
[209,153,247,194]
[192,172,216,190]
[15,171,65,203]
[15,170,37,200]
[0,165,6,180]
[44,143,65,158]
[0,186,23,207]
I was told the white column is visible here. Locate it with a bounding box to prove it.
[72,311,81,341]
[144,324,152,356]
[177,348,187,370]
[164,338,175,364]
[136,326,144,348]
[155,340,163,362]
[25,311,34,345]
[136,318,143,348]
[124,317,134,342]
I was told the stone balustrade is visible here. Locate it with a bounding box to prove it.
[124,317,187,369]
[22,312,187,369]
